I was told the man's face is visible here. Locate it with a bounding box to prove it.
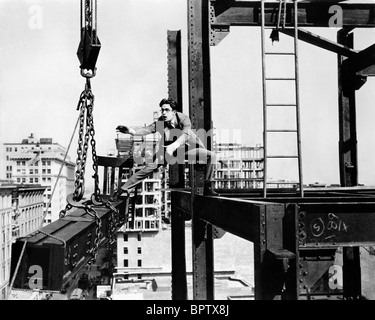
[160,103,176,122]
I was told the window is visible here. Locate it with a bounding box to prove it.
[137,247,142,254]
[30,178,33,183]
[47,169,51,174]
[137,274,142,280]
[123,260,128,267]
[137,233,142,241]
[123,247,128,254]
[123,233,128,242]
[137,260,142,267]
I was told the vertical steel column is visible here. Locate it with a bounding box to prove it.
[188,0,214,300]
[337,29,361,299]
[293,0,304,198]
[260,0,268,198]
[167,30,185,187]
[254,204,298,300]
[168,30,188,300]
[253,205,271,300]
[337,29,358,187]
[283,203,300,300]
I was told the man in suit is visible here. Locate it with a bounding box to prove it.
[116,98,218,196]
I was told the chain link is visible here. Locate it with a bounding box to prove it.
[73,80,96,201]
[84,206,102,264]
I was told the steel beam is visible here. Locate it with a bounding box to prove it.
[10,200,126,291]
[298,202,375,247]
[188,0,215,300]
[280,28,358,58]
[167,30,188,300]
[210,1,375,28]
[172,190,298,300]
[167,30,185,188]
[338,29,358,187]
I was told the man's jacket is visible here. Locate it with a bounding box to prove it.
[132,112,206,150]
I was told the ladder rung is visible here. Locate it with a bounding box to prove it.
[267,155,299,159]
[266,77,295,81]
[265,52,295,56]
[266,104,296,107]
[267,129,297,133]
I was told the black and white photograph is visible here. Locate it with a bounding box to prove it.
[0,0,375,310]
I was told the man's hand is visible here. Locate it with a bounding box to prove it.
[116,125,135,135]
[116,125,129,134]
[165,142,180,157]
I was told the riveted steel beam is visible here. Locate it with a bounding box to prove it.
[210,1,375,28]
[10,200,126,291]
[168,30,188,301]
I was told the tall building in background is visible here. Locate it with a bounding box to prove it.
[2,133,75,224]
[214,143,265,189]
[0,186,13,300]
[0,184,46,300]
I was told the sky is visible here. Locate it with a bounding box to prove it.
[0,0,374,188]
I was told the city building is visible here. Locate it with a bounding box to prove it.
[112,225,254,300]
[214,143,265,189]
[2,133,75,224]
[0,183,46,300]
[0,185,13,300]
[11,185,46,239]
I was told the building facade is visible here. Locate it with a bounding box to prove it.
[0,184,46,300]
[0,186,13,300]
[2,133,75,224]
[12,185,46,239]
[214,143,265,189]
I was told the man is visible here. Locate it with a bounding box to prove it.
[115,98,218,197]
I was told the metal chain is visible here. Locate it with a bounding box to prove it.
[84,205,102,264]
[86,100,101,200]
[73,80,95,201]
[59,203,73,218]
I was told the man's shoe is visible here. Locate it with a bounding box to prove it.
[204,186,220,197]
